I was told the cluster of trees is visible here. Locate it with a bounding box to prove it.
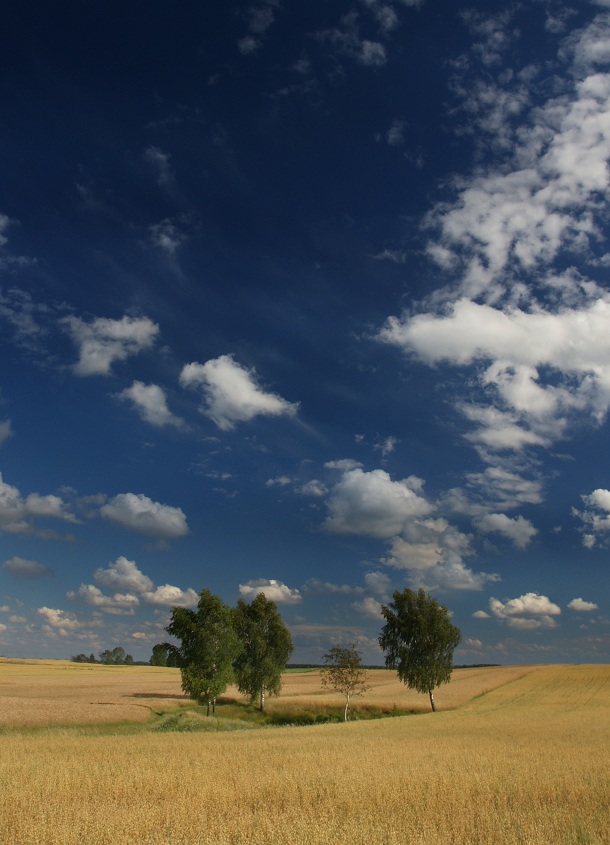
[71,646,135,665]
[161,590,293,715]
[159,586,461,720]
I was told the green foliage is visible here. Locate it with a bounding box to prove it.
[320,643,369,721]
[165,589,242,715]
[99,646,133,665]
[150,643,170,666]
[379,588,461,711]
[232,593,294,711]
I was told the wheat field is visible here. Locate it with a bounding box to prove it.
[0,660,608,844]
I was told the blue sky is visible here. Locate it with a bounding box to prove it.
[1,0,609,664]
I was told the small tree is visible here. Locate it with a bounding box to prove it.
[321,643,369,721]
[379,588,461,712]
[232,593,293,712]
[166,589,241,716]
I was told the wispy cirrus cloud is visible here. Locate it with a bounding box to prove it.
[378,11,610,541]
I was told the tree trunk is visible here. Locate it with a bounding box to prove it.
[260,686,265,712]
[212,697,216,714]
[428,689,436,712]
[206,699,211,717]
[344,692,350,722]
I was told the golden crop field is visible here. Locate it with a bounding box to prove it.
[0,660,608,845]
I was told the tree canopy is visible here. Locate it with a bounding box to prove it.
[232,593,294,712]
[379,588,461,711]
[166,589,242,715]
[320,643,369,721]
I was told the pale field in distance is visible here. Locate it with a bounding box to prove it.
[0,661,608,845]
[0,657,535,726]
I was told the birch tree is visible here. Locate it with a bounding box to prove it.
[379,588,461,712]
[320,643,369,721]
[232,593,293,712]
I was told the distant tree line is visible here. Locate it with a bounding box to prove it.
[71,646,135,665]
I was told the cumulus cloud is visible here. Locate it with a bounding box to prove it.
[37,606,79,632]
[567,597,599,611]
[94,557,155,593]
[67,584,139,615]
[474,512,537,549]
[573,488,610,546]
[363,571,391,597]
[91,556,196,606]
[63,315,159,376]
[238,578,302,604]
[0,473,78,537]
[141,584,198,607]
[353,596,384,618]
[180,355,298,431]
[117,381,184,429]
[323,468,434,538]
[100,493,188,538]
[489,592,561,629]
[1,556,53,578]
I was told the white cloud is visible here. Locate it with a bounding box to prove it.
[490,592,561,629]
[474,512,537,549]
[180,354,298,431]
[573,488,610,546]
[568,597,599,612]
[378,14,610,474]
[353,596,384,618]
[374,435,399,457]
[299,480,328,497]
[63,315,159,376]
[68,584,139,615]
[92,556,197,608]
[0,473,77,537]
[100,493,189,538]
[324,458,363,471]
[117,381,184,429]
[94,557,154,593]
[141,585,198,607]
[1,556,53,578]
[238,578,302,605]
[37,606,79,631]
[323,468,434,538]
[363,571,391,597]
[266,475,293,488]
[473,610,490,619]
